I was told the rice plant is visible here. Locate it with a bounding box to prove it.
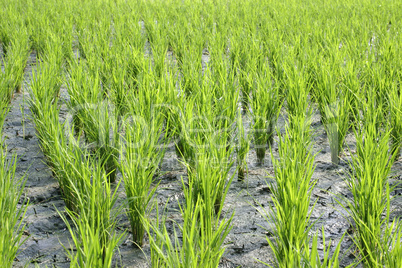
[261,112,317,267]
[338,92,399,267]
[119,108,165,248]
[59,155,125,267]
[316,60,350,165]
[301,228,347,268]
[0,149,28,267]
[187,135,234,215]
[4,29,30,95]
[80,101,120,183]
[251,63,281,165]
[145,177,234,268]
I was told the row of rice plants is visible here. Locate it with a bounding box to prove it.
[338,89,401,267]
[0,23,30,102]
[0,98,28,267]
[2,0,401,266]
[0,21,29,266]
[27,41,126,265]
[144,73,236,266]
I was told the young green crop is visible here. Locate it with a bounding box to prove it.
[59,154,125,267]
[0,148,28,267]
[261,112,317,267]
[5,28,30,95]
[283,59,311,122]
[251,62,281,165]
[301,228,347,268]
[80,101,120,183]
[66,59,99,135]
[28,54,63,118]
[338,91,399,267]
[119,108,165,248]
[235,33,261,112]
[67,58,120,183]
[145,177,234,268]
[315,59,350,165]
[187,135,234,215]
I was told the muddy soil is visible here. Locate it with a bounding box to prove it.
[2,49,401,268]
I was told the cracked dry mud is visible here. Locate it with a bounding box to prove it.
[3,51,402,268]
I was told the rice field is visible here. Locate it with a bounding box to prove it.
[1,0,402,267]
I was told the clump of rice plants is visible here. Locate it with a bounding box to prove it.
[174,97,198,170]
[145,177,234,268]
[315,60,350,165]
[338,92,400,267]
[301,228,346,267]
[283,59,311,121]
[119,108,165,248]
[4,29,30,95]
[0,149,28,267]
[251,62,281,165]
[59,154,125,267]
[233,33,261,112]
[67,59,120,183]
[28,56,63,119]
[187,135,234,214]
[0,27,30,103]
[259,108,319,267]
[80,101,120,183]
[384,222,402,268]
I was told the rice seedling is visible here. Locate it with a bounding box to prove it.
[283,59,311,121]
[5,29,30,94]
[210,60,239,143]
[339,57,361,128]
[173,97,197,166]
[67,57,120,183]
[28,57,63,118]
[260,111,317,267]
[0,23,11,57]
[187,134,234,214]
[237,56,255,112]
[251,62,281,165]
[144,177,234,268]
[0,27,30,102]
[0,149,28,268]
[107,49,131,122]
[337,91,399,267]
[66,59,99,135]
[0,102,8,136]
[384,220,402,268]
[59,154,125,267]
[301,228,348,268]
[81,101,120,183]
[149,22,169,78]
[315,59,351,165]
[119,107,165,248]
